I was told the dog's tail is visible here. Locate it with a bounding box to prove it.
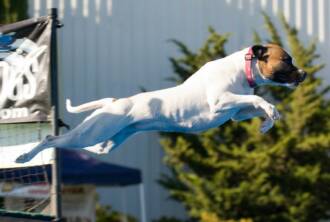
[66,98,116,113]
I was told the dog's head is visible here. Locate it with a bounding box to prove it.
[252,44,307,88]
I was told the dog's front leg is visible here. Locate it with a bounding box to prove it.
[208,92,280,122]
[231,106,266,121]
[231,106,279,133]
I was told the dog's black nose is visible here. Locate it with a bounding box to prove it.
[298,69,307,82]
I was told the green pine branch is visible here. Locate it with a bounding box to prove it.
[159,12,330,222]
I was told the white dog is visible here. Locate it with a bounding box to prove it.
[15,44,306,163]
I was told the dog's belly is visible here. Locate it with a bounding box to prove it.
[171,109,238,132]
[132,108,238,133]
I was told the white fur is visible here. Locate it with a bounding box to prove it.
[15,47,282,163]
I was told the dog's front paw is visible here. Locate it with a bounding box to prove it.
[260,103,280,121]
[260,118,274,134]
[15,153,32,163]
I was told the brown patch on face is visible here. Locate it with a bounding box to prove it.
[257,44,288,77]
[253,44,305,84]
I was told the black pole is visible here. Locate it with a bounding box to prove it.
[49,8,62,222]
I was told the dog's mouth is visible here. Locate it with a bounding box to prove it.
[270,68,307,88]
[282,82,299,89]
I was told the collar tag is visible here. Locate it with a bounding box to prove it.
[245,54,254,61]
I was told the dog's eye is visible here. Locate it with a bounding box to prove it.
[260,55,269,62]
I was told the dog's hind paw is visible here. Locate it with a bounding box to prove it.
[15,153,32,163]
[98,141,114,154]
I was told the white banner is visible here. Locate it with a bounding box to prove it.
[0,142,53,168]
[0,182,49,199]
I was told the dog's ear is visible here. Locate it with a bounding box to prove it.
[252,45,267,60]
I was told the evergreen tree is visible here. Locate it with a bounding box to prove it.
[96,204,137,222]
[159,14,330,222]
[0,0,28,24]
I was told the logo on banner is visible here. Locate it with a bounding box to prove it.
[0,39,48,120]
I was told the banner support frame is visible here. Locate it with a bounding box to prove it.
[49,8,62,222]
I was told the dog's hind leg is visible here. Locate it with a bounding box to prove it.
[16,98,135,163]
[95,119,162,154]
[15,122,117,163]
[16,114,131,163]
[89,126,138,155]
[15,134,77,163]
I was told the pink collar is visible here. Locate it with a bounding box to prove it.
[245,48,257,88]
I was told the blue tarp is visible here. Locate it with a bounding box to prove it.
[59,149,142,186]
[0,149,142,186]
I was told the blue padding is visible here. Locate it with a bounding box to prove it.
[0,35,14,51]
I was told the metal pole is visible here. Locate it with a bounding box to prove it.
[121,188,128,222]
[49,8,62,221]
[139,184,147,222]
